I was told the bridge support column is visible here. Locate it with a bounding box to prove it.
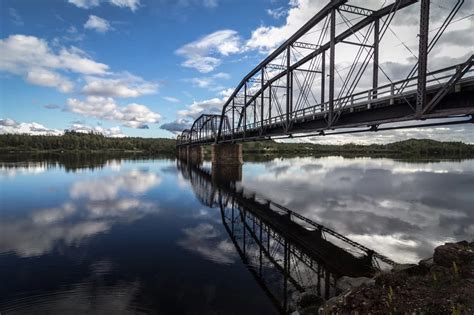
[178,146,188,161]
[211,143,243,165]
[211,143,243,182]
[187,145,203,165]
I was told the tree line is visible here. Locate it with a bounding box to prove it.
[0,131,176,153]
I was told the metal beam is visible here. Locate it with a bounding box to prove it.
[329,9,336,125]
[416,0,430,115]
[339,4,373,16]
[286,46,291,129]
[373,18,379,99]
[292,41,321,50]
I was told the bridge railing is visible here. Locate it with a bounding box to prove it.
[223,61,474,136]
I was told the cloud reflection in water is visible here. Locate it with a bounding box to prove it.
[0,169,162,257]
[242,157,474,263]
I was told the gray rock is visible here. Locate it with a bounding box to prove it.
[419,257,434,268]
[433,241,474,267]
[336,276,375,293]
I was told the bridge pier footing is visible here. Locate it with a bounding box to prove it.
[211,143,243,182]
[178,146,188,161]
[187,146,203,164]
[211,143,243,166]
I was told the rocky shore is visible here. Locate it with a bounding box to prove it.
[293,241,474,314]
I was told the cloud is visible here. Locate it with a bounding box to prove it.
[44,103,61,109]
[26,68,74,93]
[163,96,180,103]
[246,0,326,53]
[109,0,140,11]
[0,118,127,137]
[176,30,242,73]
[8,8,24,26]
[267,7,287,19]
[66,96,161,128]
[188,72,230,91]
[0,118,62,136]
[177,96,225,120]
[82,73,158,98]
[70,169,162,200]
[68,0,100,9]
[68,0,140,11]
[178,223,237,264]
[241,157,474,263]
[0,196,157,257]
[84,15,111,33]
[0,34,108,92]
[69,123,125,137]
[203,0,217,8]
[160,118,192,133]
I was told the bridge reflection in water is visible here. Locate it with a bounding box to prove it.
[177,160,395,313]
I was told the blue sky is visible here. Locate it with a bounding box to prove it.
[1,0,286,138]
[1,0,473,142]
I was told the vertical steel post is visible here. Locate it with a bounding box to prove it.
[269,85,272,121]
[416,0,430,114]
[283,239,289,312]
[329,9,336,125]
[261,68,264,131]
[244,82,247,138]
[286,46,291,131]
[253,100,256,126]
[373,18,379,100]
[243,210,246,255]
[321,51,325,111]
[259,218,263,276]
[232,98,235,141]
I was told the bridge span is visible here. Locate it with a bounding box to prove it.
[176,0,473,165]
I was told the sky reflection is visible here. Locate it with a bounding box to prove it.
[0,156,473,313]
[242,157,474,263]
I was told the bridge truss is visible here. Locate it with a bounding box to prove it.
[178,0,473,146]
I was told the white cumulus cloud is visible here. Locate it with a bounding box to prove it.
[82,72,158,98]
[0,34,109,92]
[68,0,140,11]
[67,96,161,129]
[84,15,111,33]
[176,30,242,73]
[0,118,62,136]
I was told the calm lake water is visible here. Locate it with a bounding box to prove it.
[1,155,473,314]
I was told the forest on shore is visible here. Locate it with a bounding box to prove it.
[1,131,474,158]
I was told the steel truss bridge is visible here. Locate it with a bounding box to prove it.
[178,161,396,313]
[177,0,473,146]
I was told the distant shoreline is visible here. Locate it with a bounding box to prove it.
[1,132,474,158]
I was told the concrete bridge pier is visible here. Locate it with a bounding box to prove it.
[178,146,188,161]
[211,143,243,182]
[187,145,203,165]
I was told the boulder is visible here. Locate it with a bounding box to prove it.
[336,276,375,293]
[433,241,474,268]
[419,257,434,268]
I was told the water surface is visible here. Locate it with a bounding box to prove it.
[1,155,472,314]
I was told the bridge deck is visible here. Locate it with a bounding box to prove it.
[180,73,474,146]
